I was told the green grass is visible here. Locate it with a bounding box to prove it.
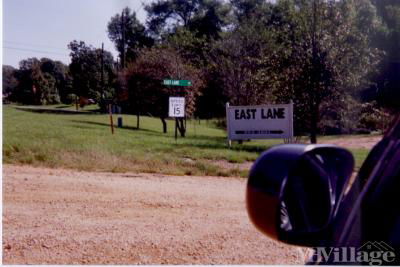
[3,105,371,177]
[14,103,100,113]
[351,149,371,170]
[3,105,279,177]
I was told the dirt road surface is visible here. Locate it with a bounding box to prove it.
[324,135,381,149]
[3,164,305,264]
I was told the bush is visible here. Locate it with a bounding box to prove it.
[358,102,392,133]
[214,118,226,129]
[65,94,77,104]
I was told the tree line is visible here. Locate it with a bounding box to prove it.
[3,0,399,142]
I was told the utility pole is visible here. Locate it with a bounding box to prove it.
[121,10,126,69]
[101,42,104,105]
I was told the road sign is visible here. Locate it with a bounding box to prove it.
[169,97,185,117]
[163,79,192,86]
[226,103,293,140]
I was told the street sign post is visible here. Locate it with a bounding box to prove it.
[164,79,191,141]
[169,97,185,141]
[226,103,294,146]
[163,79,192,86]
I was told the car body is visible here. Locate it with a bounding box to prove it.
[246,115,400,265]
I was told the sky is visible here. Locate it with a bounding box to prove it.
[3,0,150,68]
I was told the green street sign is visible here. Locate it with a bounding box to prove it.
[163,79,192,86]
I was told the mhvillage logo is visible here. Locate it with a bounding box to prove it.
[302,241,396,265]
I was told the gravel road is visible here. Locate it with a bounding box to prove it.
[3,164,305,264]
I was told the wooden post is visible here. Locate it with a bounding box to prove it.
[109,104,114,134]
[193,117,197,137]
[101,43,104,104]
[175,118,178,141]
[226,102,232,148]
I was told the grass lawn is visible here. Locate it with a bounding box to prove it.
[3,105,371,177]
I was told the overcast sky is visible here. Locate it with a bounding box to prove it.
[3,0,149,68]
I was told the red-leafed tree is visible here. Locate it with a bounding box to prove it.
[121,47,203,135]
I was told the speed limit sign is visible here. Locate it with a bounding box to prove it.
[169,97,185,117]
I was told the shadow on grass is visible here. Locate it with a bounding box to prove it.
[149,131,270,153]
[177,134,272,153]
[15,106,100,115]
[55,105,74,109]
[70,120,160,134]
[72,119,271,153]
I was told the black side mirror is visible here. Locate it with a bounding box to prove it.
[246,144,354,247]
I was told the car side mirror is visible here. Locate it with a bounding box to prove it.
[246,144,354,247]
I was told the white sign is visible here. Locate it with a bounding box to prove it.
[226,103,293,140]
[169,97,185,117]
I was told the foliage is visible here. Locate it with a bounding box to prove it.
[121,47,203,133]
[163,28,227,118]
[367,0,400,110]
[144,0,231,39]
[68,40,116,109]
[268,0,382,141]
[65,94,77,105]
[357,101,392,133]
[2,65,18,101]
[208,19,277,106]
[6,0,397,140]
[9,58,70,105]
[107,7,154,66]
[39,58,72,103]
[231,0,274,24]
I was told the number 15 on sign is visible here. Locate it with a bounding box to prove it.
[169,97,185,117]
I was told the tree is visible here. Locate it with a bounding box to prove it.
[144,0,231,40]
[11,58,62,105]
[35,72,59,105]
[122,47,203,135]
[367,0,400,111]
[40,58,72,104]
[208,18,277,106]
[231,0,274,24]
[163,28,226,118]
[11,58,40,104]
[107,7,154,67]
[269,0,382,142]
[68,40,116,110]
[2,65,18,101]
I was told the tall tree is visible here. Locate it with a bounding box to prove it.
[231,0,274,24]
[208,18,277,106]
[368,0,400,111]
[145,0,231,39]
[12,58,40,104]
[11,58,62,105]
[68,40,116,109]
[270,0,382,142]
[107,7,154,67]
[122,47,203,135]
[40,58,72,104]
[2,65,18,101]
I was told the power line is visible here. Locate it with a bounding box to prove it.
[4,40,67,51]
[3,46,69,56]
